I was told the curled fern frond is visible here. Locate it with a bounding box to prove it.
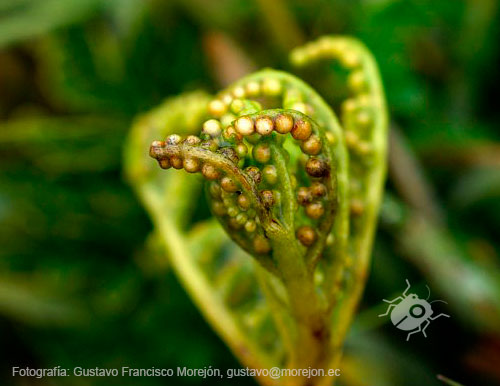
[126,36,388,386]
[290,37,389,351]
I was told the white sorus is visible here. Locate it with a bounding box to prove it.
[235,117,255,135]
[255,117,274,135]
[208,100,226,117]
[203,119,222,137]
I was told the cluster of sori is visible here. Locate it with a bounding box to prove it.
[149,74,337,258]
[291,36,383,218]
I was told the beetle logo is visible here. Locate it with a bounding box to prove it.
[378,279,450,341]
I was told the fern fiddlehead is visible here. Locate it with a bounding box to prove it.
[125,36,387,386]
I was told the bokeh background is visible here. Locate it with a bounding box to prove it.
[1,0,500,385]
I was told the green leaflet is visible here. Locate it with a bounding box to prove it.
[124,36,388,386]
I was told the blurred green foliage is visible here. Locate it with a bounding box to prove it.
[1,0,499,385]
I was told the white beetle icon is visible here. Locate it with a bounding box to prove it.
[378,279,450,341]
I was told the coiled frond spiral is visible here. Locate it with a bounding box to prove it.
[125,36,388,386]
